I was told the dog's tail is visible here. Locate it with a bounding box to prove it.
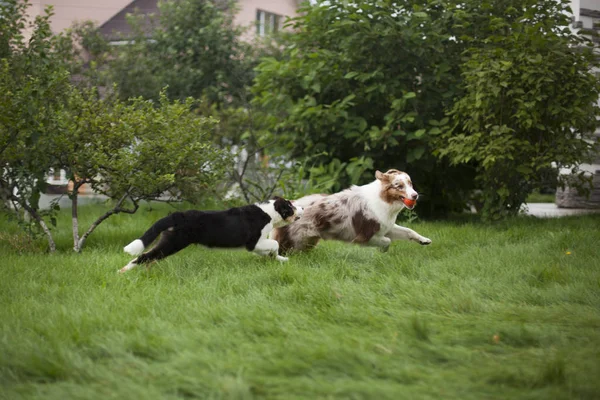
[123,213,181,256]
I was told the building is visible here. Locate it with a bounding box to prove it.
[22,0,131,40]
[23,0,300,42]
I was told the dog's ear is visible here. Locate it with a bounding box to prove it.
[273,197,294,219]
[375,170,389,182]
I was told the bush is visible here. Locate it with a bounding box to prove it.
[435,0,600,219]
[0,1,230,251]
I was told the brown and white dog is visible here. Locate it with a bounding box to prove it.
[271,169,431,253]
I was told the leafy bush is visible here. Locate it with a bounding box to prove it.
[435,0,600,219]
[0,0,73,250]
[0,1,230,251]
[54,88,229,251]
[252,1,478,216]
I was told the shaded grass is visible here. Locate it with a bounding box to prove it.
[1,203,599,399]
[526,191,556,204]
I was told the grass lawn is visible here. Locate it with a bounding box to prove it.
[526,191,556,204]
[1,202,599,399]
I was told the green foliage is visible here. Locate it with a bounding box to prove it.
[101,0,254,104]
[436,0,600,220]
[53,87,228,203]
[103,92,229,203]
[252,0,478,216]
[0,0,230,251]
[51,87,230,251]
[51,20,112,82]
[0,0,72,233]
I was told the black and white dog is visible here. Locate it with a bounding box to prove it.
[119,197,303,273]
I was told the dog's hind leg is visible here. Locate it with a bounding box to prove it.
[119,231,191,273]
[386,224,431,245]
[253,239,288,262]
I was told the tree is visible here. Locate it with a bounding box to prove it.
[53,88,230,252]
[0,0,72,250]
[101,0,254,105]
[1,0,231,252]
[435,0,600,219]
[252,0,474,217]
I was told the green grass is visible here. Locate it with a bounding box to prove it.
[526,191,556,203]
[1,203,600,399]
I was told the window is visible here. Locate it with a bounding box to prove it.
[256,9,281,36]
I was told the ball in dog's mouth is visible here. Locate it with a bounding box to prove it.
[402,198,417,209]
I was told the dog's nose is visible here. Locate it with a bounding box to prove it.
[411,193,419,200]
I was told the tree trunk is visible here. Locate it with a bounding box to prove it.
[17,198,56,252]
[70,179,86,252]
[72,190,79,251]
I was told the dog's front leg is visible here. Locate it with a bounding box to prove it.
[119,258,139,273]
[253,239,289,262]
[386,224,432,245]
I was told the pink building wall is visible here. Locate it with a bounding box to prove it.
[234,0,300,40]
[23,0,130,39]
[23,0,300,41]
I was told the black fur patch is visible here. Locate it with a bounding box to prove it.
[273,197,295,220]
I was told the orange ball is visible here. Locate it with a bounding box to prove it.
[403,198,416,208]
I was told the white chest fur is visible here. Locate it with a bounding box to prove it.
[358,181,403,236]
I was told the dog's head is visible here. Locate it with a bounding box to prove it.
[272,196,304,227]
[375,169,419,209]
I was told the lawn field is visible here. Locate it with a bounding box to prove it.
[1,203,599,399]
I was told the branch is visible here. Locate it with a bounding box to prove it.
[231,141,276,203]
[240,177,270,202]
[232,148,253,203]
[76,191,138,251]
[264,169,284,201]
[71,180,82,251]
[145,197,182,205]
[69,178,91,251]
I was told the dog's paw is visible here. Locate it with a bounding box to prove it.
[276,255,289,262]
[378,244,390,253]
[419,237,432,246]
[119,261,137,273]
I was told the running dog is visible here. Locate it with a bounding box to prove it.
[271,169,431,253]
[120,197,303,273]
